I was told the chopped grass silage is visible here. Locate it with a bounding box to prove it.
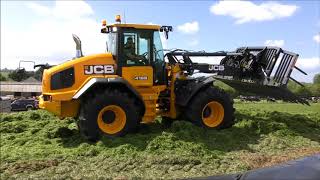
[0,103,319,179]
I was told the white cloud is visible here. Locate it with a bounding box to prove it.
[296,57,320,70]
[210,1,298,24]
[313,33,320,43]
[292,57,320,82]
[177,21,199,34]
[27,2,51,16]
[1,1,105,70]
[264,40,285,47]
[27,1,93,19]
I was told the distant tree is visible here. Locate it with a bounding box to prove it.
[287,80,300,94]
[310,84,320,97]
[2,68,10,72]
[296,86,313,97]
[287,80,318,97]
[0,73,7,81]
[8,68,32,82]
[34,67,45,81]
[313,73,320,84]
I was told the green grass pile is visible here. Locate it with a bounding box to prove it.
[1,103,319,179]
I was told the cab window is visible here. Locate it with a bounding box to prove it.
[153,31,166,85]
[123,31,151,66]
[106,33,117,56]
[153,32,164,63]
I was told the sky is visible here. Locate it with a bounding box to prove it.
[1,0,319,82]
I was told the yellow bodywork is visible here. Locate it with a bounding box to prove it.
[163,64,185,119]
[39,98,80,118]
[122,66,154,86]
[40,53,117,117]
[39,52,178,123]
[120,65,167,122]
[41,53,116,100]
[39,22,180,123]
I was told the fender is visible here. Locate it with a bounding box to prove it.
[175,76,215,106]
[72,77,143,101]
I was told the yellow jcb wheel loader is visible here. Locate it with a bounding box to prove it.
[38,16,308,141]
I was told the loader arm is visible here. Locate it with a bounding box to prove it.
[165,47,309,105]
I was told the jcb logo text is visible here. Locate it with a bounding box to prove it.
[84,65,115,75]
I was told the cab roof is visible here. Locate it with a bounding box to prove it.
[110,23,161,30]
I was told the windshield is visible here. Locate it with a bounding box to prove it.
[153,32,164,63]
[106,33,117,56]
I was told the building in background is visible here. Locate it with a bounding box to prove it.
[0,77,41,98]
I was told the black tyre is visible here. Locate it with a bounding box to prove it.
[185,86,235,129]
[77,89,141,141]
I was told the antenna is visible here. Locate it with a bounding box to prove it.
[123,9,126,24]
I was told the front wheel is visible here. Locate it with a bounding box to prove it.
[185,86,235,129]
[77,89,141,141]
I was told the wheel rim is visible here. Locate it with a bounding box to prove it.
[97,105,126,134]
[202,101,224,127]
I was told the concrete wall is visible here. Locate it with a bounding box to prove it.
[0,81,41,98]
[0,82,41,92]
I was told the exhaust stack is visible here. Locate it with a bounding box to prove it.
[72,34,83,58]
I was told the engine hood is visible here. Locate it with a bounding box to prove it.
[45,53,114,74]
[42,53,116,94]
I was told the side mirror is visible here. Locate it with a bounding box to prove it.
[160,26,173,40]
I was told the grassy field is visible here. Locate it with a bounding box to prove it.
[1,103,319,179]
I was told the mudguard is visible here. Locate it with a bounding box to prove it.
[72,77,141,100]
[175,76,215,106]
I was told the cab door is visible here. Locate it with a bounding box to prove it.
[152,31,166,85]
[120,30,153,87]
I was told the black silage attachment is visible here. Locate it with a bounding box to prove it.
[166,47,308,105]
[234,47,306,87]
[215,47,309,105]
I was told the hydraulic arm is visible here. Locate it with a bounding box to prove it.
[165,47,308,104]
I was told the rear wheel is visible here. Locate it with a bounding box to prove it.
[77,89,141,141]
[185,86,235,129]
